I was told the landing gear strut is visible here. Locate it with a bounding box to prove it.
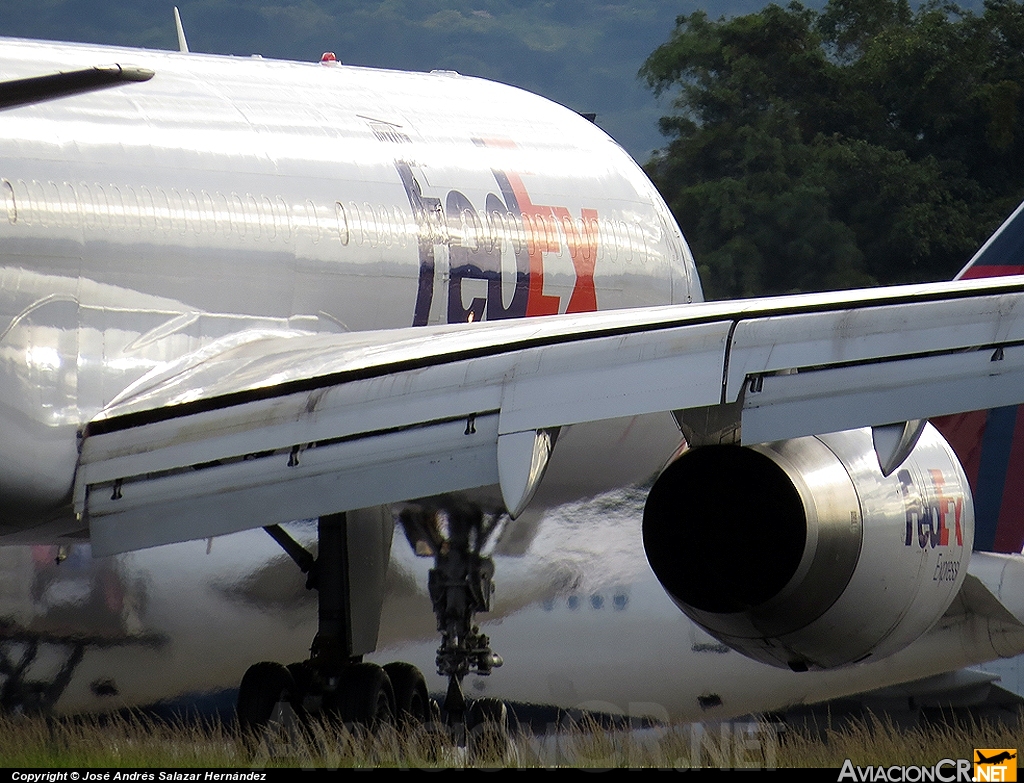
[237,511,408,731]
[424,501,503,725]
[237,501,508,742]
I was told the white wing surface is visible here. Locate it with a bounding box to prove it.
[76,275,1024,555]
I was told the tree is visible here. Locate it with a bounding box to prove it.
[642,0,1024,299]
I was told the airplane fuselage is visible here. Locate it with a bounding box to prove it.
[0,38,697,534]
[0,38,1022,725]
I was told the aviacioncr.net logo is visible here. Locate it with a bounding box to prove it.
[974,749,1017,782]
[838,758,973,781]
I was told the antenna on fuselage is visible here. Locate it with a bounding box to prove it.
[174,7,190,53]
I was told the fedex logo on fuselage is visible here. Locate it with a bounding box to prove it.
[898,468,964,549]
[396,160,598,326]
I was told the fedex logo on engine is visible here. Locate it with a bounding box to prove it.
[396,159,599,326]
[898,468,964,550]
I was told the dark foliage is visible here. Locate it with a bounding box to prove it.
[642,0,1024,298]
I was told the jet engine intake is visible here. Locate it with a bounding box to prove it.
[642,425,973,671]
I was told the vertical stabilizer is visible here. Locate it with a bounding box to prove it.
[933,199,1024,553]
[956,201,1024,280]
[174,7,190,54]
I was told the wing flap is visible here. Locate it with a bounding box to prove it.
[742,344,1024,444]
[86,413,501,556]
[76,276,1024,555]
[724,288,1024,401]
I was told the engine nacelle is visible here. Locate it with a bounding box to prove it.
[642,425,973,671]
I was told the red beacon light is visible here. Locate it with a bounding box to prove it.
[320,52,338,65]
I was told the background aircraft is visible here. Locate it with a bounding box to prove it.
[0,25,1023,732]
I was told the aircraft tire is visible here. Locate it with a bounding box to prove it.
[383,661,429,726]
[340,662,395,728]
[467,697,513,765]
[285,661,316,716]
[467,696,508,728]
[237,661,295,733]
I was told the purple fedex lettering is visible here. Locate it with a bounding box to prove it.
[898,469,920,547]
[899,468,963,548]
[445,179,530,323]
[395,161,442,327]
[445,189,488,324]
[486,172,531,319]
[396,160,598,326]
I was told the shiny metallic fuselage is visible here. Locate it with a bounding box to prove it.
[0,38,693,533]
[0,38,1019,721]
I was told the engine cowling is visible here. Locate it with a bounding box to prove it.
[642,425,973,671]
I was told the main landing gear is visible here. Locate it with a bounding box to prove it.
[236,502,507,740]
[237,511,423,731]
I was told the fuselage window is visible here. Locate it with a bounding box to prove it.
[550,214,564,258]
[377,204,393,248]
[484,210,500,254]
[41,181,61,228]
[275,195,291,242]
[183,189,200,235]
[33,180,50,227]
[335,202,349,246]
[523,213,540,255]
[631,220,649,267]
[213,191,230,235]
[261,195,276,241]
[79,182,97,230]
[620,221,635,263]
[560,215,577,257]
[508,211,525,255]
[0,174,373,254]
[95,183,113,231]
[392,205,408,248]
[362,201,378,247]
[122,186,140,232]
[246,193,261,241]
[581,215,598,263]
[345,200,362,245]
[153,187,172,233]
[23,180,44,227]
[12,181,29,225]
[198,191,215,235]
[305,199,321,244]
[108,185,127,231]
[460,207,480,251]
[138,186,157,233]
[229,193,246,238]
[2,179,16,224]
[600,218,618,264]
[542,213,559,256]
[167,188,189,234]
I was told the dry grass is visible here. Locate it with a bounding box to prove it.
[0,712,239,767]
[0,709,1018,768]
[777,711,1024,768]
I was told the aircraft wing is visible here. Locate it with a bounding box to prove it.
[0,64,154,110]
[75,275,1024,556]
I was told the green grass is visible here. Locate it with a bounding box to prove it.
[0,710,1019,768]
